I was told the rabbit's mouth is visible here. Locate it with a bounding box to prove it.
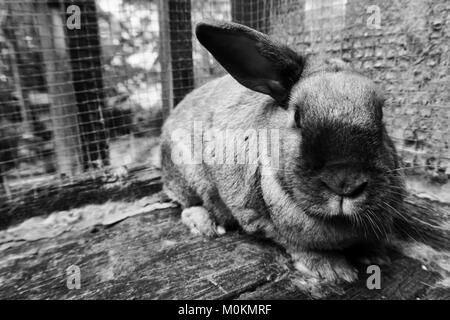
[293,178,396,229]
[326,193,367,218]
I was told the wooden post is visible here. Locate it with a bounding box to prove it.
[158,0,174,120]
[0,1,33,138]
[35,1,83,177]
[158,0,194,113]
[231,0,274,34]
[6,42,32,138]
[63,0,109,168]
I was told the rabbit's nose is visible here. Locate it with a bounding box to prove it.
[321,172,368,198]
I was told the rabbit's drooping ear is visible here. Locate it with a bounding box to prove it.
[196,21,305,105]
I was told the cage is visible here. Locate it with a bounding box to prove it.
[0,0,449,226]
[0,0,449,300]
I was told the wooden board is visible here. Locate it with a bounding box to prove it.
[0,195,448,299]
[0,207,286,299]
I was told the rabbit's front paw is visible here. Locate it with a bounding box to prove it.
[181,206,226,238]
[291,251,358,283]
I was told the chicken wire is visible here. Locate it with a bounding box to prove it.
[0,0,449,210]
[0,0,163,202]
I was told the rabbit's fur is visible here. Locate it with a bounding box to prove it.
[161,21,405,282]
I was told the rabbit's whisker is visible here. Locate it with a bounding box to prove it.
[386,165,435,173]
[378,201,428,243]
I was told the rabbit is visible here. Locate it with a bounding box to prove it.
[160,21,406,282]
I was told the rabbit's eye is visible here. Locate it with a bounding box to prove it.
[294,109,301,128]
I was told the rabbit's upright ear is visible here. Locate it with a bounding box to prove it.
[196,21,305,105]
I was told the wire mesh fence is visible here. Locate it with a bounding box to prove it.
[0,0,449,216]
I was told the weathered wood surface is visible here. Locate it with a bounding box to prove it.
[0,193,449,300]
[0,166,162,230]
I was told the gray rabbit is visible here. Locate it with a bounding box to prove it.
[161,21,405,282]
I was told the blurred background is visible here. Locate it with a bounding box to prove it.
[0,0,448,229]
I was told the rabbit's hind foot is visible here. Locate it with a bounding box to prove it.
[181,206,226,238]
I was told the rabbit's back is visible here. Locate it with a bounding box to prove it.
[162,75,275,136]
[160,74,277,214]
